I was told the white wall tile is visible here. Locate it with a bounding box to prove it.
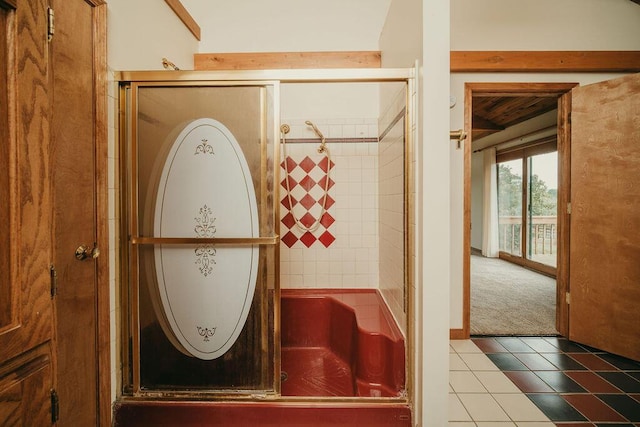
[328,125,343,138]
[342,125,356,138]
[280,118,379,291]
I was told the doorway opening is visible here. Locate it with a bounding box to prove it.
[463,83,576,337]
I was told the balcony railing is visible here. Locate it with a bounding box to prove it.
[498,215,557,260]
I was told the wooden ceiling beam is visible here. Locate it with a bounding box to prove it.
[472,115,504,131]
[452,51,640,72]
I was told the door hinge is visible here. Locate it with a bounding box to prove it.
[567,202,572,214]
[50,389,59,423]
[50,265,57,298]
[47,7,54,42]
[566,292,570,304]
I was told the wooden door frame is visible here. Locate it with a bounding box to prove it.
[91,1,110,425]
[66,0,110,425]
[457,82,577,339]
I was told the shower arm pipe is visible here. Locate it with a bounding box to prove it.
[131,236,279,246]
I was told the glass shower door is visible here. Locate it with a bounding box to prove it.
[122,83,279,395]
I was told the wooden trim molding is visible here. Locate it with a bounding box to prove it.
[164,0,200,41]
[450,329,468,340]
[466,82,579,97]
[194,51,382,70]
[451,51,640,73]
[461,84,472,341]
[555,93,571,337]
[91,3,110,425]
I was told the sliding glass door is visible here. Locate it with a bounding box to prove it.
[497,140,557,275]
[526,151,558,268]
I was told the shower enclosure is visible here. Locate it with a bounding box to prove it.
[117,70,414,423]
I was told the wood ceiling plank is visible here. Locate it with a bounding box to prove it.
[452,51,640,72]
[472,95,559,138]
[194,51,382,70]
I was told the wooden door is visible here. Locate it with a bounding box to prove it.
[0,1,55,425]
[51,0,108,425]
[569,73,640,361]
[0,0,108,425]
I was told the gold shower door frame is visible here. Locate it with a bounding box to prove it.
[118,68,416,404]
[120,80,281,397]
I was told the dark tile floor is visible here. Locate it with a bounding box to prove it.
[472,336,640,426]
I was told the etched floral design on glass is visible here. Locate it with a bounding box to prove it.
[194,138,214,155]
[197,326,216,342]
[194,205,217,277]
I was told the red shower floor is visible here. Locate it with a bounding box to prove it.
[281,347,355,396]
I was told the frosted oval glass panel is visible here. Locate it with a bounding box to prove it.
[153,118,259,360]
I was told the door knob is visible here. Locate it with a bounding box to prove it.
[75,244,100,261]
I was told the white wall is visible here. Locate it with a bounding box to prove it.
[450,0,640,333]
[381,0,451,426]
[181,0,391,53]
[452,0,640,50]
[107,0,199,70]
[379,0,422,68]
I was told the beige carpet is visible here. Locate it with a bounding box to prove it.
[471,254,558,336]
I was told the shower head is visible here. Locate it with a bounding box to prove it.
[305,120,325,141]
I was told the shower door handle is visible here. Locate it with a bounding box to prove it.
[75,243,100,261]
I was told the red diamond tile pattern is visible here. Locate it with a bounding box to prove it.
[281,212,296,229]
[281,231,298,248]
[281,155,336,248]
[300,232,317,248]
[299,194,317,210]
[318,231,336,247]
